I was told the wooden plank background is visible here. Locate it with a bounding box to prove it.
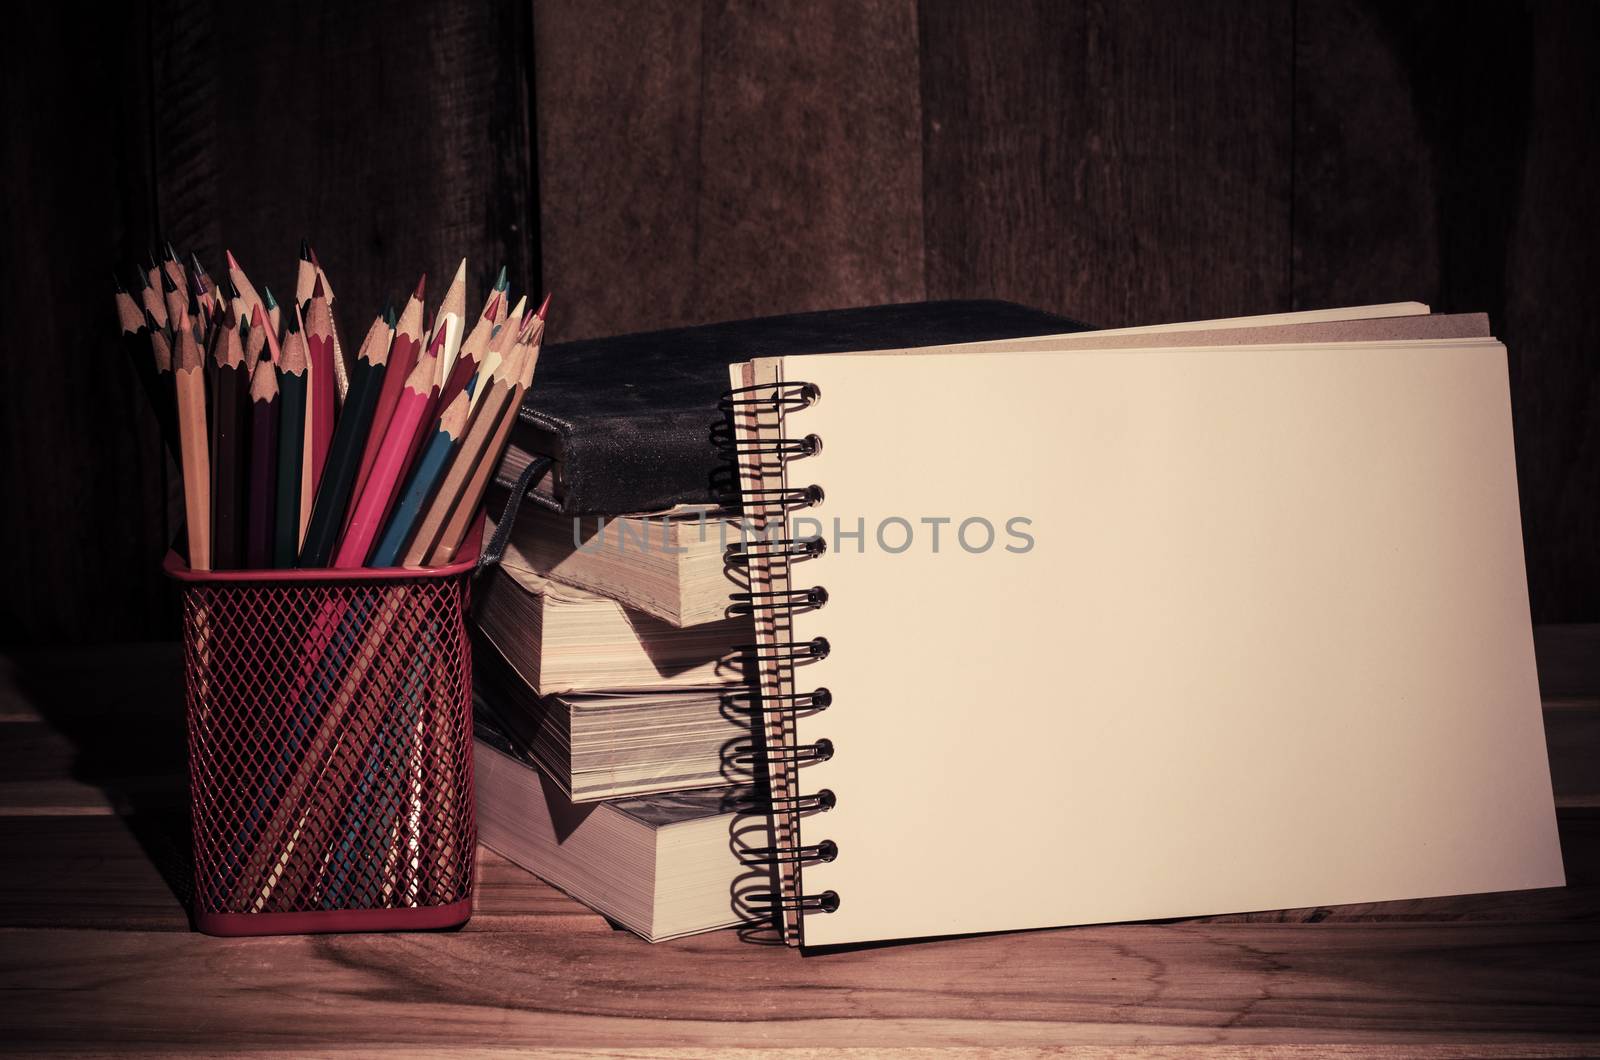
[1,0,1595,642]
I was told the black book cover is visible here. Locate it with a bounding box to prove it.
[505,299,1091,516]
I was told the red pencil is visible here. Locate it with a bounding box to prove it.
[397,328,449,496]
[347,274,425,528]
[334,342,440,567]
[304,279,337,496]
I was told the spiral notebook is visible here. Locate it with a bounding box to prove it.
[727,312,1564,948]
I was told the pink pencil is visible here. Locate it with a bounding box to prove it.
[333,343,439,568]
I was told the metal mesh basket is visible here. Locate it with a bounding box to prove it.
[166,546,480,936]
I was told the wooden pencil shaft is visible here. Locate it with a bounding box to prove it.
[298,356,388,566]
[174,366,211,570]
[349,302,423,530]
[274,371,307,568]
[402,378,513,566]
[116,302,182,465]
[245,380,280,569]
[306,300,337,497]
[368,426,455,567]
[334,383,431,568]
[428,380,525,565]
[209,363,248,570]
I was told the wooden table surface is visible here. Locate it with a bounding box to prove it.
[2,629,1597,1056]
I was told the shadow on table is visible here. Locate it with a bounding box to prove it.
[10,643,194,916]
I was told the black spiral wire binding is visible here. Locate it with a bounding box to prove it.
[720,380,822,414]
[746,890,842,914]
[721,376,839,925]
[726,535,827,566]
[720,686,833,718]
[728,585,829,616]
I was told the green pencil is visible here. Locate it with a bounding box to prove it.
[267,306,307,568]
[297,314,392,566]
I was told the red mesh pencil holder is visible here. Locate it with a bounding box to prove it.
[165,540,482,937]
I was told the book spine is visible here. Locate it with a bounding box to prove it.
[723,366,838,946]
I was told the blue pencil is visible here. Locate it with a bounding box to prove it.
[368,380,475,567]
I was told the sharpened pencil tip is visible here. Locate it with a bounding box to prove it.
[312,275,325,300]
[384,304,398,328]
[160,269,178,293]
[300,238,312,261]
[188,250,208,278]
[536,292,551,321]
[162,239,177,262]
[413,274,427,301]
[225,248,240,272]
[285,310,300,334]
[226,277,241,299]
[250,303,265,328]
[494,265,508,291]
[309,245,322,270]
[262,285,278,310]
[112,270,127,293]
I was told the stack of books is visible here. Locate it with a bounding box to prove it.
[471,502,766,941]
[469,300,1091,942]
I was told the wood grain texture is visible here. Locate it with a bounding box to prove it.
[692,0,924,324]
[0,629,1596,1053]
[0,0,171,644]
[533,0,924,340]
[148,0,536,360]
[1290,0,1600,625]
[918,0,1294,327]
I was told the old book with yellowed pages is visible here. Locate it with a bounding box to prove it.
[474,702,764,943]
[490,504,742,628]
[474,561,750,695]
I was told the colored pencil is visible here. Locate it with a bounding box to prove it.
[429,317,545,565]
[348,275,425,526]
[243,297,267,374]
[434,258,467,380]
[437,285,500,410]
[297,316,391,566]
[173,319,211,571]
[113,281,181,464]
[209,304,249,569]
[268,306,306,568]
[401,346,518,566]
[225,249,265,336]
[304,279,338,498]
[335,342,440,567]
[368,382,473,568]
[295,239,317,309]
[280,313,316,548]
[469,295,521,416]
[405,327,449,460]
[188,252,218,328]
[404,318,541,567]
[159,240,186,311]
[244,352,280,569]
[161,267,187,343]
[136,265,168,334]
[308,246,349,405]
[263,284,282,336]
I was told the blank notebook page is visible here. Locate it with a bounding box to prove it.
[766,338,1563,948]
